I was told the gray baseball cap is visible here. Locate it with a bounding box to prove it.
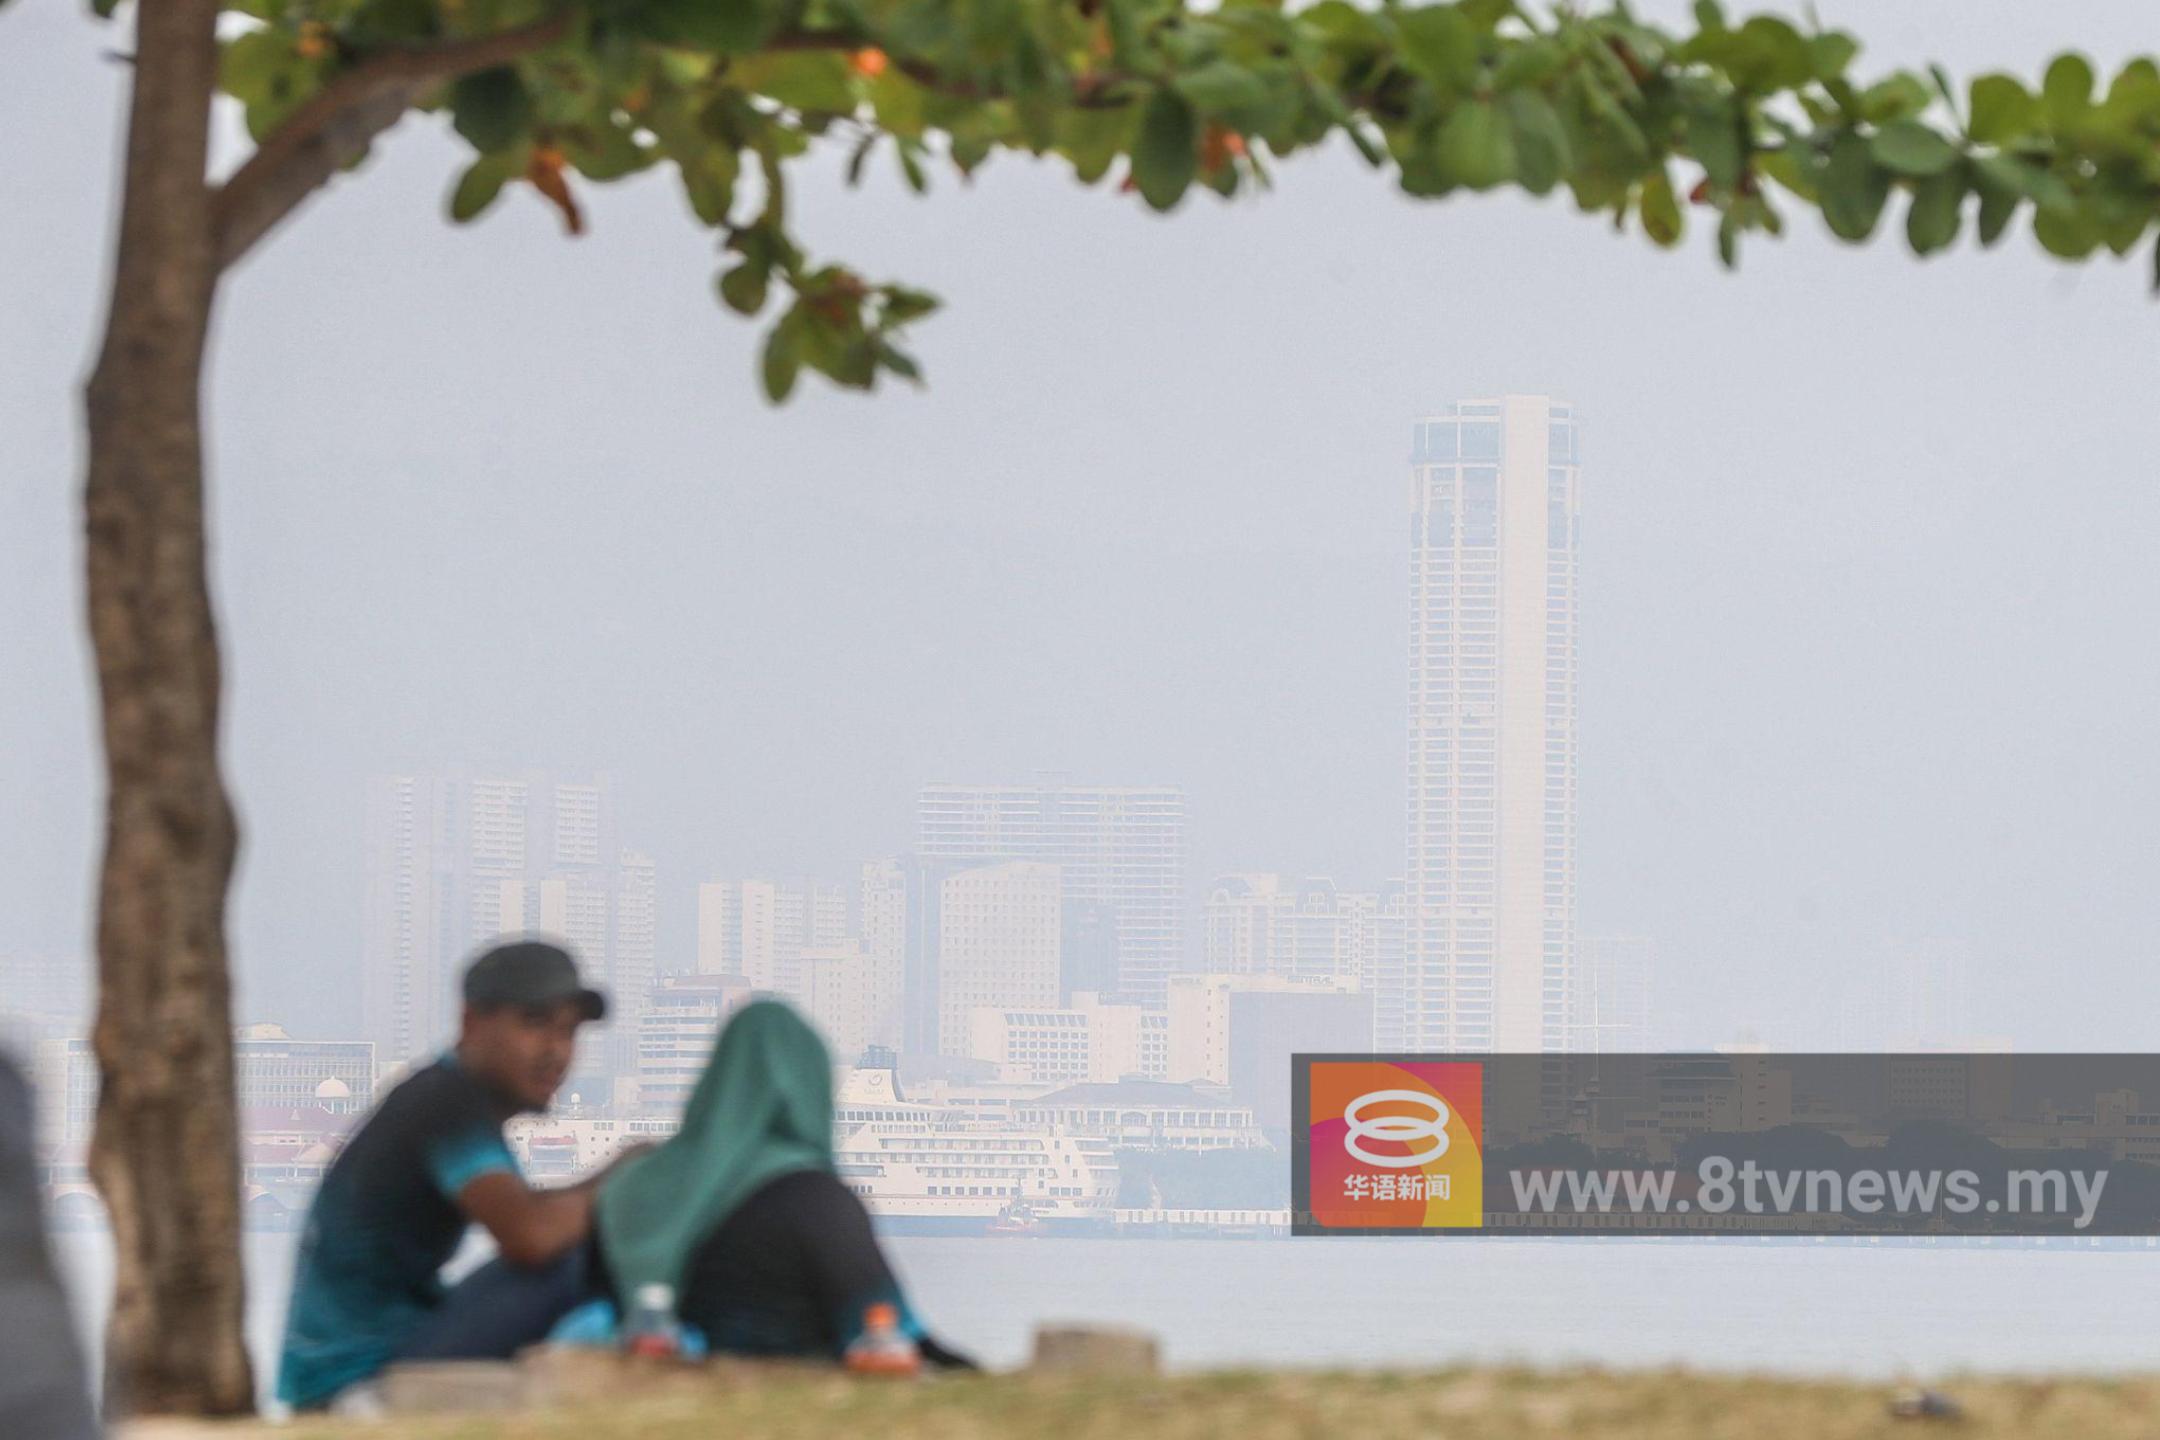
[462,940,607,1021]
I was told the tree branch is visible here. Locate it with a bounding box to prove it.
[211,11,573,271]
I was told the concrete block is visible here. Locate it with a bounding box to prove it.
[1029,1324,1161,1376]
[377,1360,528,1414]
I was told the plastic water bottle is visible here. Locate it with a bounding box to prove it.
[624,1282,682,1358]
[843,1302,921,1376]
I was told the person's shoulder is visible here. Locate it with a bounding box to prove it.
[370,1057,502,1129]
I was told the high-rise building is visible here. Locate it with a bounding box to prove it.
[694,878,848,996]
[917,780,1187,1005]
[1203,874,1404,990]
[935,860,1062,1057]
[1400,395,1581,1052]
[859,856,962,1057]
[636,974,755,1115]
[362,769,651,1078]
[798,940,901,1064]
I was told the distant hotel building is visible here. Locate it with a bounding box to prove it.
[967,992,1166,1086]
[636,974,755,1115]
[917,781,1187,1006]
[1203,874,1406,993]
[1400,396,1580,1052]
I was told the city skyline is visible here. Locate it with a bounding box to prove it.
[11,0,2160,1085]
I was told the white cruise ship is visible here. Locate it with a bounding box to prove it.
[831,1068,1123,1234]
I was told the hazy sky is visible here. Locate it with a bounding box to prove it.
[5,3,2158,1046]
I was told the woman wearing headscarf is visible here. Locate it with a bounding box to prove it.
[591,999,974,1369]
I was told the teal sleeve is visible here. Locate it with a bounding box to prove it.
[427,1130,518,1200]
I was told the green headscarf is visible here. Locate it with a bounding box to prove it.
[598,999,836,1302]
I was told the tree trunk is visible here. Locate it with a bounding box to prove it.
[83,0,252,1416]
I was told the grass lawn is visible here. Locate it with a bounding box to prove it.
[124,1366,2160,1440]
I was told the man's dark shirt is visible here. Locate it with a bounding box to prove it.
[276,1055,519,1409]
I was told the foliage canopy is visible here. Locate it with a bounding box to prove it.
[79,0,2160,389]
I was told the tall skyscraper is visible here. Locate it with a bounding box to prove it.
[362,769,652,1076]
[917,780,1187,1005]
[1399,395,1581,1052]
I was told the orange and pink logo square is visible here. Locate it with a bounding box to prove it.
[1308,1061,1483,1229]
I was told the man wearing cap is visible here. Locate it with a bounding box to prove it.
[277,940,637,1413]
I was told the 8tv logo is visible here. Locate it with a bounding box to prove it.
[1306,1061,1482,1229]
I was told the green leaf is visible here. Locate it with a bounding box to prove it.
[1686,104,1743,190]
[761,318,804,403]
[1062,107,1140,185]
[1858,73,1931,124]
[449,154,516,222]
[1393,6,1477,94]
[728,53,856,114]
[451,68,532,155]
[1967,74,2037,144]
[1869,119,1958,176]
[566,125,652,183]
[1904,168,1963,254]
[1175,60,1267,118]
[1756,147,1816,203]
[875,340,922,383]
[1808,32,1858,82]
[1342,120,1388,170]
[1973,152,2073,217]
[881,287,940,324]
[2034,201,2100,259]
[676,147,741,226]
[1638,168,1681,246]
[717,262,769,316]
[869,73,927,138]
[220,30,293,105]
[1436,99,1515,191]
[2041,53,2095,125]
[2099,59,2160,130]
[1504,91,1571,196]
[1819,129,1890,240]
[1133,88,1200,211]
[1971,161,2020,245]
[896,142,928,194]
[1491,39,1563,92]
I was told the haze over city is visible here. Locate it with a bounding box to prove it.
[7,0,2160,1055]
